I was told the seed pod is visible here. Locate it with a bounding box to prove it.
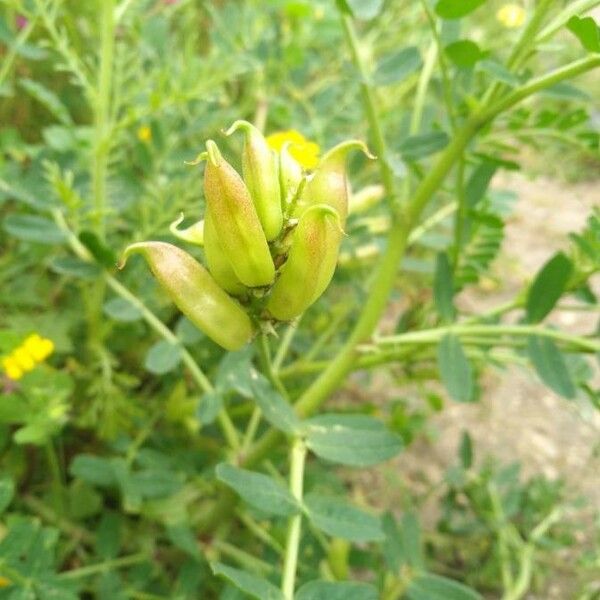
[203,208,247,296]
[169,213,204,246]
[279,142,303,213]
[226,120,283,241]
[296,140,373,225]
[203,140,275,287]
[267,205,343,321]
[120,242,253,351]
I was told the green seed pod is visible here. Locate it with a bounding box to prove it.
[169,213,204,246]
[226,120,283,241]
[203,208,247,296]
[279,141,303,212]
[203,140,275,287]
[267,205,343,321]
[120,241,253,351]
[296,140,373,224]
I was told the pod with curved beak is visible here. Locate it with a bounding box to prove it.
[119,241,253,351]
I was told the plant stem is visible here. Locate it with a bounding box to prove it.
[59,553,148,579]
[281,438,307,599]
[92,0,115,240]
[340,13,395,202]
[45,440,65,518]
[273,321,300,371]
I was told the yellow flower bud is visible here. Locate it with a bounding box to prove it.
[137,125,152,142]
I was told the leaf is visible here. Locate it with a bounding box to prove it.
[0,475,15,514]
[144,340,182,374]
[437,334,474,402]
[211,563,284,600]
[374,47,422,86]
[479,60,521,86]
[216,347,255,396]
[20,78,73,125]
[434,253,455,322]
[466,161,498,207]
[445,40,485,68]
[49,256,101,280]
[197,390,223,425]
[3,214,66,244]
[435,0,486,19]
[79,230,117,268]
[343,0,384,20]
[304,494,384,542]
[407,573,482,600]
[296,580,379,600]
[248,371,301,435]
[527,336,576,399]
[459,431,473,469]
[304,414,403,467]
[103,297,143,322]
[567,15,600,53]
[399,132,449,161]
[215,463,300,517]
[525,252,573,323]
[382,512,424,572]
[69,455,117,487]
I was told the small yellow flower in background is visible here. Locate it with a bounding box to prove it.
[497,3,526,28]
[0,575,11,588]
[266,130,320,169]
[1,334,55,381]
[137,125,152,143]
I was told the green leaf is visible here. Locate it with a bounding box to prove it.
[144,340,182,374]
[211,562,284,600]
[103,297,143,322]
[3,214,66,244]
[434,253,455,322]
[525,252,573,323]
[343,0,384,20]
[567,15,600,53]
[304,494,384,542]
[49,257,101,280]
[527,336,576,399]
[296,580,379,600]
[459,431,473,469]
[304,414,403,467]
[197,390,223,425]
[215,463,300,517]
[79,230,117,268]
[374,47,422,86]
[399,132,449,161]
[382,512,424,572]
[435,0,486,19]
[437,334,474,402]
[249,371,301,435]
[408,573,482,600]
[466,161,498,207]
[445,40,485,68]
[216,347,255,396]
[20,78,73,125]
[0,475,15,514]
[69,455,117,487]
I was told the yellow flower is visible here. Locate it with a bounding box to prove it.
[497,4,526,28]
[266,130,320,169]
[23,334,54,361]
[0,576,12,588]
[137,125,152,143]
[2,334,55,381]
[2,356,23,381]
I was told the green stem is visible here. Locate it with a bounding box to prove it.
[451,153,466,269]
[92,0,115,240]
[273,321,300,371]
[481,55,600,123]
[340,13,395,202]
[45,441,65,518]
[281,439,307,599]
[59,553,148,579]
[489,483,514,591]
